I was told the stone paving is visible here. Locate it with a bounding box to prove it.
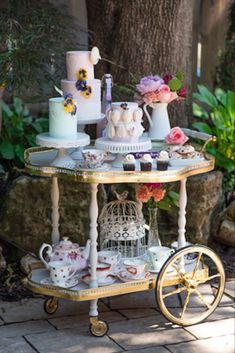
[0,281,234,353]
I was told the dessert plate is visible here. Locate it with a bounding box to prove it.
[81,273,117,287]
[76,162,111,171]
[40,277,79,288]
[170,157,204,166]
[117,271,150,282]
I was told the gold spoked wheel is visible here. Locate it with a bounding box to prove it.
[44,297,59,315]
[89,317,109,337]
[156,245,225,326]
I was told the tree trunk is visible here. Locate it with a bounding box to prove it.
[87,0,194,127]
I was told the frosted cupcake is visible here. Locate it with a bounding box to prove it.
[140,154,152,171]
[123,154,136,171]
[156,151,169,170]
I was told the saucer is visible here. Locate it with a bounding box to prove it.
[76,162,111,171]
[147,265,174,274]
[40,277,79,288]
[81,273,116,287]
[117,270,150,282]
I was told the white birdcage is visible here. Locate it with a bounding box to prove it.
[99,190,147,258]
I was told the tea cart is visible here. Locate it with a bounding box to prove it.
[23,129,225,337]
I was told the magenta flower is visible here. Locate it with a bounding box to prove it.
[178,86,187,98]
[163,74,173,84]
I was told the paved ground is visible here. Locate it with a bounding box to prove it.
[0,281,234,353]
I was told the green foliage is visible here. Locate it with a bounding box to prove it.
[192,85,235,190]
[0,0,81,101]
[157,190,179,211]
[0,97,48,166]
[168,77,182,92]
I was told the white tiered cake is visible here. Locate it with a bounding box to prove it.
[61,48,101,120]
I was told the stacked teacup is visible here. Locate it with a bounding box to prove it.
[84,250,121,285]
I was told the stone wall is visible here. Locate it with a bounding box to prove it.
[0,176,106,254]
[0,171,224,257]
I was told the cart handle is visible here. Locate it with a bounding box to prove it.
[181,128,216,152]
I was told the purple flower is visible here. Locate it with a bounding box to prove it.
[75,80,88,92]
[136,75,164,95]
[64,93,73,100]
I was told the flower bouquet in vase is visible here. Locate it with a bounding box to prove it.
[135,72,186,141]
[136,183,165,247]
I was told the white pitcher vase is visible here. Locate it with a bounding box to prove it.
[143,102,171,140]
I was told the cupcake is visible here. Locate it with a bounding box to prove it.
[156,151,169,170]
[140,154,152,171]
[123,154,136,171]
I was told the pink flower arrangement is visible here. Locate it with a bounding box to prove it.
[136,183,166,204]
[136,73,186,105]
[165,127,188,145]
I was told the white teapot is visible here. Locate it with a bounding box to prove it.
[39,237,91,272]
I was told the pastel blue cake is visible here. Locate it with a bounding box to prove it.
[49,97,77,139]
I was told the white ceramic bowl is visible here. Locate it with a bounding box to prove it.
[82,149,106,168]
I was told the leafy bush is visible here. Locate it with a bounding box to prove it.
[0,97,48,168]
[193,85,235,190]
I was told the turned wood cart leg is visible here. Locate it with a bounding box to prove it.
[177,178,187,249]
[51,176,60,244]
[89,183,99,289]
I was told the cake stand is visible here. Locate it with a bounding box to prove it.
[36,132,90,169]
[95,136,152,167]
[71,113,105,160]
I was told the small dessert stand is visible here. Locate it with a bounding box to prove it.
[36,132,90,169]
[95,136,152,167]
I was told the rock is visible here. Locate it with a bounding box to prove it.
[0,176,106,255]
[158,171,224,245]
[224,200,235,221]
[211,196,235,247]
[216,220,235,247]
[20,253,43,274]
[0,245,6,274]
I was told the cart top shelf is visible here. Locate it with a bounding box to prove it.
[24,146,215,184]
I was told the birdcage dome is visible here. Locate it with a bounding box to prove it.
[99,197,145,241]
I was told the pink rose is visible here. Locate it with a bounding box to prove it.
[155,84,178,103]
[165,127,189,145]
[143,91,159,104]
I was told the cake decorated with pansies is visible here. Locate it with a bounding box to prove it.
[61,47,101,120]
[49,94,78,139]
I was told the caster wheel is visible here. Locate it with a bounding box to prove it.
[89,319,109,337]
[156,245,225,326]
[44,297,59,315]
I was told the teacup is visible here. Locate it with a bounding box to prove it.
[147,246,174,271]
[88,262,112,280]
[123,259,146,277]
[98,250,121,267]
[48,261,77,285]
[82,149,107,169]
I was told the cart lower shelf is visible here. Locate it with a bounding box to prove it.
[24,265,209,302]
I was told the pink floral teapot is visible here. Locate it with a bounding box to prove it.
[39,237,91,272]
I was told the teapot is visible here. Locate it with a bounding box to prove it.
[39,237,91,272]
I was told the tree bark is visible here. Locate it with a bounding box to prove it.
[87,0,194,127]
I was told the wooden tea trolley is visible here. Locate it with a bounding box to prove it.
[23,130,225,337]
